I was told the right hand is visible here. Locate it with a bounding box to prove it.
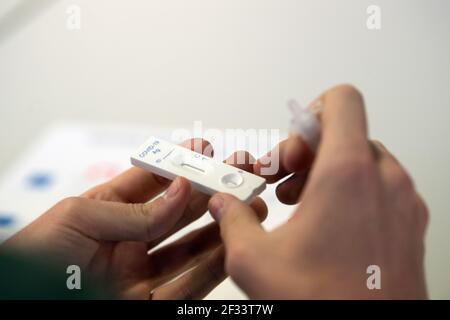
[208,84,429,299]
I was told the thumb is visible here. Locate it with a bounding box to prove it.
[208,193,266,249]
[64,177,192,242]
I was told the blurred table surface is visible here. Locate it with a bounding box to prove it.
[0,0,449,298]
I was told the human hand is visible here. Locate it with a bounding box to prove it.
[1,139,267,299]
[208,85,429,299]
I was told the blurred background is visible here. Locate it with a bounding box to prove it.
[0,0,449,299]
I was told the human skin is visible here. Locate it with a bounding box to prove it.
[208,84,429,299]
[1,139,267,299]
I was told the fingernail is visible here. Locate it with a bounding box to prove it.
[209,195,224,221]
[164,178,180,199]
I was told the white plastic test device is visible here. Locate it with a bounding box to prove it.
[289,99,322,153]
[131,137,267,203]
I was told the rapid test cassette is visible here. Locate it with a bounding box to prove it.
[130,137,266,203]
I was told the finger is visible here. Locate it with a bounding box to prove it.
[65,177,192,241]
[146,223,221,286]
[152,247,226,300]
[275,171,309,205]
[371,140,404,174]
[146,150,258,249]
[82,138,213,203]
[224,150,255,173]
[249,196,269,222]
[282,135,315,172]
[371,140,401,163]
[146,189,267,250]
[373,142,428,238]
[81,167,167,202]
[208,193,266,250]
[254,137,313,185]
[253,139,290,183]
[314,84,371,166]
[146,197,267,287]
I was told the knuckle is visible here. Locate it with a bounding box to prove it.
[88,186,118,201]
[129,202,148,218]
[129,203,154,240]
[56,196,84,215]
[371,140,385,150]
[388,166,414,194]
[81,179,123,201]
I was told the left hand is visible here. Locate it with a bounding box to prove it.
[1,138,267,299]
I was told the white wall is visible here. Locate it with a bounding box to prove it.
[0,0,449,298]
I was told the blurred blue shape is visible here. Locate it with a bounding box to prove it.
[0,214,14,227]
[27,172,53,189]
